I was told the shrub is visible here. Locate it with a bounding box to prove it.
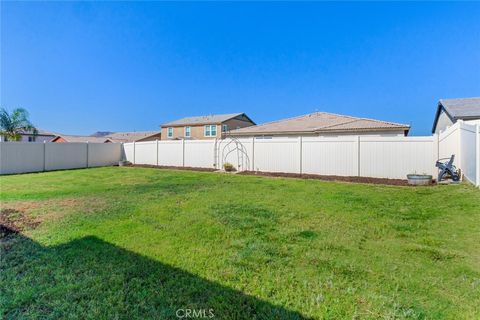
[223,162,236,172]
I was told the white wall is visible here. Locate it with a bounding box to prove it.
[3,132,474,184]
[459,122,479,185]
[158,141,183,166]
[0,143,45,174]
[184,140,215,168]
[0,142,122,175]
[437,121,480,187]
[254,138,300,173]
[438,123,461,163]
[360,136,436,179]
[88,142,123,167]
[134,141,157,165]
[302,137,358,176]
[123,134,464,181]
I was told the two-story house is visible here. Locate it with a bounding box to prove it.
[160,113,255,140]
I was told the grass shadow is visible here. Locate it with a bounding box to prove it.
[0,229,309,319]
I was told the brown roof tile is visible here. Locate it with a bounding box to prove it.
[229,112,409,135]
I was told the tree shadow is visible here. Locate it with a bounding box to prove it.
[1,228,309,319]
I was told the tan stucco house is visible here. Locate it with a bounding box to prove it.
[160,113,255,140]
[432,97,480,134]
[229,112,410,138]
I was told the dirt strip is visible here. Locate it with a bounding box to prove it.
[130,164,216,172]
[129,164,423,186]
[237,171,414,186]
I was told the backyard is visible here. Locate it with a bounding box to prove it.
[1,167,479,319]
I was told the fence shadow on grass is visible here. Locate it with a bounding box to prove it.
[0,227,309,320]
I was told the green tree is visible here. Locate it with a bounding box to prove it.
[0,108,37,141]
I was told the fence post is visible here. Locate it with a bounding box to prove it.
[457,121,463,174]
[357,136,361,177]
[133,141,136,165]
[86,141,89,168]
[476,125,480,187]
[434,133,440,176]
[299,136,303,174]
[251,137,255,171]
[43,141,46,171]
[182,139,185,167]
[156,139,159,166]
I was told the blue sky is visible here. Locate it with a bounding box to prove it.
[1,2,479,136]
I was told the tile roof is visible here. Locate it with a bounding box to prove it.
[439,97,480,119]
[229,112,410,136]
[54,135,113,143]
[106,131,161,143]
[162,113,245,127]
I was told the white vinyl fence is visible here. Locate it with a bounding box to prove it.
[2,122,478,186]
[0,142,122,175]
[457,122,480,186]
[123,123,480,184]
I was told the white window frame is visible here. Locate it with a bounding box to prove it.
[204,125,217,137]
[185,126,191,138]
[167,127,173,138]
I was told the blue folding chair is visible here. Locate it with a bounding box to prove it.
[435,155,460,182]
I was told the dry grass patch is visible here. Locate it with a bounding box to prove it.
[0,197,108,233]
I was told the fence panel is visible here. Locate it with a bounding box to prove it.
[439,122,461,161]
[360,137,436,179]
[134,141,157,165]
[88,143,122,167]
[45,143,88,171]
[184,140,215,168]
[253,138,300,173]
[302,137,358,176]
[459,122,478,185]
[0,143,45,174]
[158,141,183,166]
[123,143,134,163]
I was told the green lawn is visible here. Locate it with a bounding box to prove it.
[1,167,479,319]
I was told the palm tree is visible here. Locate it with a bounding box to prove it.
[0,108,37,141]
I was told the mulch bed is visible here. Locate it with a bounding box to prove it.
[129,164,418,186]
[237,171,413,186]
[130,164,216,172]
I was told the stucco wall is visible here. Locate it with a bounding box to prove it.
[434,110,454,134]
[161,124,222,140]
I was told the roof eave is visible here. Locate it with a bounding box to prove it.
[161,113,250,128]
[229,127,409,136]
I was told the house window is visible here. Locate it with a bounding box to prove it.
[204,125,217,137]
[185,126,191,138]
[222,124,228,132]
[28,136,36,142]
[167,127,173,138]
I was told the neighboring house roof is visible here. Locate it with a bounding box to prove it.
[90,131,115,137]
[105,131,161,143]
[52,135,113,143]
[161,113,255,127]
[432,97,480,132]
[229,112,410,136]
[18,129,58,136]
